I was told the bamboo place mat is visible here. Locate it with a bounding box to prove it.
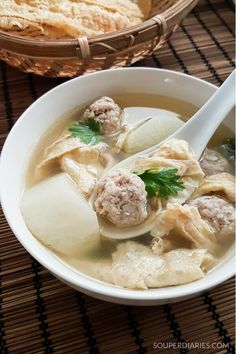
[0,0,235,353]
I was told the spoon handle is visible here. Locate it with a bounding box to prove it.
[173,70,235,159]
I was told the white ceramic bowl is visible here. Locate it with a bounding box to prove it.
[0,68,234,305]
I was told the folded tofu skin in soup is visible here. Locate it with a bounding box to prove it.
[21,93,235,290]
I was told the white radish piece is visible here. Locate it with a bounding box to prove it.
[122,113,184,154]
[21,173,100,256]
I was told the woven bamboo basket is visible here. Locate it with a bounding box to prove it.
[0,0,198,77]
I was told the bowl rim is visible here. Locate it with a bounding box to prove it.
[0,67,235,302]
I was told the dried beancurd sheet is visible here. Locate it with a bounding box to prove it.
[0,0,147,38]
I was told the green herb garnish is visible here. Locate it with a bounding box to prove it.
[87,118,101,133]
[225,138,235,152]
[69,118,101,145]
[218,137,235,162]
[135,168,185,200]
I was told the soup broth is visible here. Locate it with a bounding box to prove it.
[27,94,199,186]
[26,94,233,187]
[22,93,235,289]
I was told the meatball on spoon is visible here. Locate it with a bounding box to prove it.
[93,70,235,239]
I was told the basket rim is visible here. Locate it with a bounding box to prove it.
[0,0,197,47]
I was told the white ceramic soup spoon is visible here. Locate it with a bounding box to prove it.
[95,70,235,239]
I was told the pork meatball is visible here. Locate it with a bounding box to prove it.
[188,195,235,237]
[200,149,230,175]
[94,169,148,227]
[83,96,123,135]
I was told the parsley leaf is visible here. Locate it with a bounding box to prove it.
[135,168,185,200]
[218,137,235,163]
[69,119,101,145]
[225,138,235,151]
[87,118,101,133]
